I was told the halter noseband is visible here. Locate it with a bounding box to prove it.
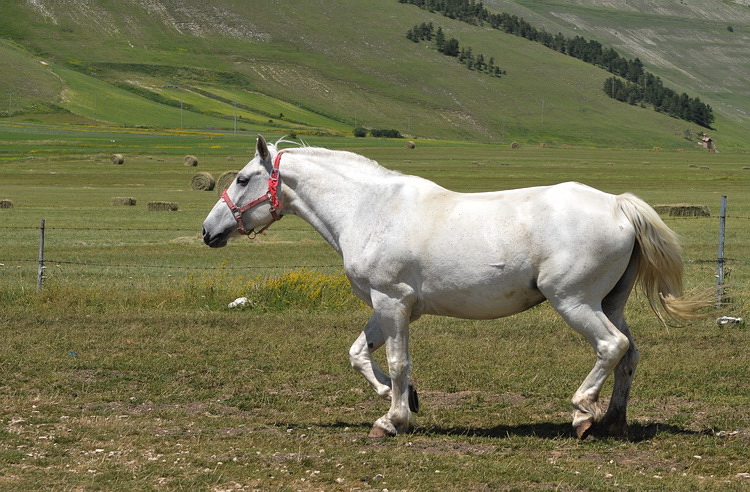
[221,152,283,237]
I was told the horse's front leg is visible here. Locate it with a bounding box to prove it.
[349,313,391,400]
[367,292,414,438]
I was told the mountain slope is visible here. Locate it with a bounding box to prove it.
[489,0,750,145]
[1,0,747,149]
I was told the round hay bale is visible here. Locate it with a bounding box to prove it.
[111,154,125,165]
[112,197,137,206]
[191,172,216,191]
[148,201,179,212]
[405,141,416,149]
[0,199,14,209]
[184,155,199,167]
[216,171,240,196]
[510,142,520,149]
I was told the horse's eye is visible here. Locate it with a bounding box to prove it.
[236,176,249,186]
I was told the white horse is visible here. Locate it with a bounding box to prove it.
[202,136,710,439]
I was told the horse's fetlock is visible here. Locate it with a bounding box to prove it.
[572,393,602,421]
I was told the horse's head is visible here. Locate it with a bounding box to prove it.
[202,135,282,247]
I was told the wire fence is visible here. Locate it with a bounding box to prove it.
[0,223,342,273]
[1,213,748,275]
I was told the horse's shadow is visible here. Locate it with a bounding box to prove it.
[322,420,710,442]
[423,421,710,442]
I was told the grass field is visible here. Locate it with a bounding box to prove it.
[1,124,749,490]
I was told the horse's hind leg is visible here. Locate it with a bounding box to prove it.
[599,319,639,437]
[599,258,640,437]
[552,302,630,439]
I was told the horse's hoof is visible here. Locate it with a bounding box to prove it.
[600,419,629,439]
[408,385,419,413]
[575,419,594,440]
[368,425,395,439]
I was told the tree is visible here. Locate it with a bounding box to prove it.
[435,27,446,51]
[475,53,485,71]
[442,37,460,56]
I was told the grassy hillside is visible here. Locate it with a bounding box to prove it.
[0,0,748,149]
[491,0,750,147]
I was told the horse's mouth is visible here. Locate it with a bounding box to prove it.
[203,228,229,248]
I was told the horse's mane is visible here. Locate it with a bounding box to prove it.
[272,138,398,176]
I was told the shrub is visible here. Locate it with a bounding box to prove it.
[370,128,403,138]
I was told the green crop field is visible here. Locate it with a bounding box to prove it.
[1,124,748,490]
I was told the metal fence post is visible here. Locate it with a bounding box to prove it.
[37,218,45,294]
[716,196,727,305]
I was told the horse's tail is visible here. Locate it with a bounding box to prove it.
[616,193,713,323]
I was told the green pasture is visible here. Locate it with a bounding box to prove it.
[48,67,346,136]
[195,86,351,133]
[56,67,229,130]
[1,125,749,490]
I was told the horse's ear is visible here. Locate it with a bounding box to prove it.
[256,135,270,162]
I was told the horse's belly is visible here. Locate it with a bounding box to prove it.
[418,282,545,320]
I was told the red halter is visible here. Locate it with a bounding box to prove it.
[221,152,283,237]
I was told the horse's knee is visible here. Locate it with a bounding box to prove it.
[348,341,364,369]
[348,334,371,369]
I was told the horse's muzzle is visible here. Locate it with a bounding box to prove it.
[202,227,228,248]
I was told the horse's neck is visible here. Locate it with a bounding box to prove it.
[280,150,387,254]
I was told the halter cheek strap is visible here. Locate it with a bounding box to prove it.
[221,152,284,237]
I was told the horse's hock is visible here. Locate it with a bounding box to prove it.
[653,204,711,217]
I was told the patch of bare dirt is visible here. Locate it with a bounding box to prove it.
[421,390,529,410]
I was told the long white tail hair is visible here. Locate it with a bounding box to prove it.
[617,193,713,323]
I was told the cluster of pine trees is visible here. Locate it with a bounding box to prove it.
[406,22,505,77]
[604,76,714,127]
[399,0,714,128]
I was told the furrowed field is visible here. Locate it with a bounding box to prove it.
[1,122,749,491]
